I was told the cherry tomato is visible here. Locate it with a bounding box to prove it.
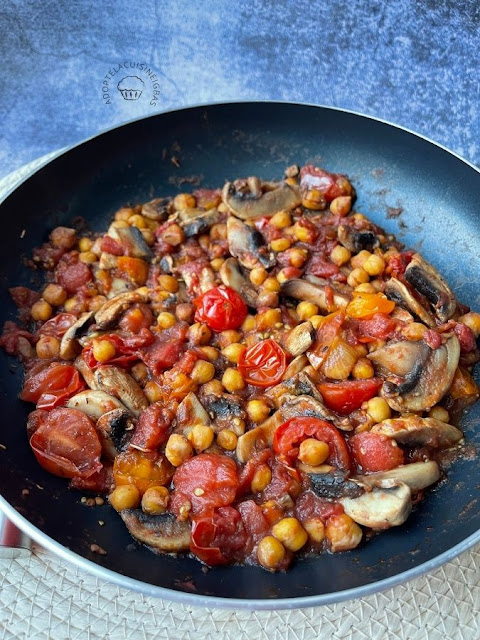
[237,500,270,546]
[349,432,404,472]
[70,463,114,493]
[57,261,92,293]
[29,407,102,478]
[273,417,351,471]
[113,449,174,495]
[318,378,382,416]
[35,313,77,339]
[130,403,174,451]
[100,235,124,256]
[346,292,395,319]
[170,453,239,517]
[194,286,247,331]
[348,313,397,343]
[20,363,86,409]
[190,507,246,566]
[118,304,154,334]
[238,339,286,387]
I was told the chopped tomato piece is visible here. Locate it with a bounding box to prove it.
[346,292,395,319]
[306,254,343,279]
[349,432,404,472]
[20,363,86,409]
[348,313,397,343]
[57,261,92,293]
[190,507,246,566]
[100,236,124,256]
[130,402,174,451]
[118,304,154,333]
[194,286,247,332]
[295,490,344,524]
[300,165,350,202]
[238,339,286,387]
[318,378,382,416]
[70,464,114,493]
[139,338,184,375]
[35,313,77,339]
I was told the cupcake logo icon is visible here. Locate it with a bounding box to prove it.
[117,75,145,100]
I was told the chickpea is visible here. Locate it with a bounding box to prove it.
[402,322,427,341]
[165,434,193,467]
[257,536,286,571]
[162,223,185,246]
[210,223,227,240]
[459,312,480,338]
[241,314,256,332]
[191,360,215,384]
[272,517,308,552]
[247,399,270,423]
[428,406,450,422]
[210,258,225,271]
[201,379,224,395]
[354,283,377,294]
[173,193,196,211]
[157,312,176,329]
[78,237,94,252]
[270,211,292,229]
[289,247,308,268]
[363,254,385,276]
[304,517,326,544]
[366,397,391,423]
[50,226,76,249]
[187,425,215,452]
[109,485,141,512]
[347,268,369,288]
[31,299,52,321]
[217,330,242,348]
[217,429,238,451]
[64,297,87,314]
[302,189,325,211]
[330,245,351,266]
[256,308,282,330]
[92,339,116,363]
[309,315,326,330]
[42,283,67,307]
[88,295,107,312]
[296,301,319,321]
[350,250,371,270]
[115,206,136,221]
[351,357,375,379]
[256,290,279,308]
[144,380,163,403]
[79,251,98,264]
[276,268,292,284]
[250,267,268,286]
[231,416,246,436]
[111,220,129,229]
[326,514,363,552]
[330,195,352,216]
[176,303,195,323]
[263,277,281,293]
[36,335,60,359]
[158,274,179,293]
[271,238,291,252]
[298,438,330,466]
[128,214,147,229]
[188,323,212,345]
[222,342,246,363]
[141,486,169,515]
[294,223,314,242]
[251,464,272,493]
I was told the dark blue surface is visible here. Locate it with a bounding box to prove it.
[1,0,479,178]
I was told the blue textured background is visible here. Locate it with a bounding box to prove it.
[1,0,479,179]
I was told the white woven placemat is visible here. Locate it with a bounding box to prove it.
[1,155,480,640]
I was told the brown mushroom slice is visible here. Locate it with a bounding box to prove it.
[141,197,172,221]
[282,354,308,380]
[285,321,315,356]
[175,392,211,435]
[370,335,460,412]
[94,290,148,329]
[355,460,440,493]
[340,481,412,530]
[404,254,457,322]
[93,366,148,416]
[74,355,98,389]
[371,416,463,448]
[120,509,191,553]
[222,180,301,220]
[178,208,220,237]
[281,279,349,312]
[226,216,275,270]
[113,226,154,260]
[337,225,380,253]
[60,311,95,360]
[96,408,134,459]
[66,389,127,419]
[236,411,285,463]
[280,394,352,431]
[219,258,258,307]
[384,277,436,328]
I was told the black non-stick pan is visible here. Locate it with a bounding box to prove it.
[1,102,480,609]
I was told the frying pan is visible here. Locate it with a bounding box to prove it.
[1,102,480,610]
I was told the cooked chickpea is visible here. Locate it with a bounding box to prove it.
[222,368,245,393]
[31,299,52,321]
[351,357,374,379]
[222,342,246,363]
[257,536,286,571]
[298,438,330,466]
[79,251,98,264]
[165,434,193,467]
[187,424,215,452]
[188,322,212,345]
[241,314,256,332]
[276,268,291,284]
[173,193,196,211]
[218,330,242,348]
[459,312,480,338]
[304,517,326,544]
[302,189,325,211]
[210,258,225,271]
[250,267,268,286]
[217,429,238,451]
[330,195,352,216]
[310,315,326,330]
[256,308,282,330]
[210,223,227,240]
[36,335,60,359]
[270,237,291,252]
[128,214,147,229]
[272,517,308,552]
[88,295,107,312]
[50,226,76,249]
[64,297,84,314]
[109,485,141,512]
[296,301,319,321]
[354,283,377,294]
[231,416,246,436]
[191,360,215,384]
[247,399,270,423]
[42,283,67,307]
[157,312,176,329]
[326,514,363,552]
[257,290,279,308]
[141,486,169,515]
[162,223,185,246]
[201,379,225,395]
[363,254,386,276]
[289,247,308,268]
[263,277,281,293]
[428,406,450,422]
[158,274,179,293]
[347,268,369,288]
[197,346,220,361]
[92,339,116,363]
[115,206,136,221]
[78,237,93,252]
[175,303,194,323]
[366,396,391,423]
[144,380,163,403]
[270,211,292,229]
[330,245,351,266]
[350,250,371,269]
[294,223,313,242]
[402,322,427,341]
[251,464,272,493]
[111,220,129,229]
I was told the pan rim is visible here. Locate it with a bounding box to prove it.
[1,100,480,609]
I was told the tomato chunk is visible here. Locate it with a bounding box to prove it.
[190,507,246,566]
[346,292,395,319]
[130,402,174,451]
[318,378,382,415]
[349,432,404,472]
[20,363,86,409]
[238,339,286,387]
[194,286,247,331]
[57,261,92,293]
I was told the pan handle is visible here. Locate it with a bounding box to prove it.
[0,510,32,558]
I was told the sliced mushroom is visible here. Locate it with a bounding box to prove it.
[369,335,460,411]
[113,226,154,260]
[60,311,95,360]
[175,392,211,435]
[309,472,364,500]
[95,290,148,329]
[285,321,315,356]
[96,408,134,459]
[74,355,98,389]
[281,279,349,312]
[99,252,119,269]
[384,277,436,328]
[120,509,191,553]
[355,460,440,493]
[371,416,463,448]
[264,371,323,407]
[226,216,275,270]
[340,481,412,530]
[93,366,148,416]
[202,394,247,421]
[282,354,308,380]
[141,197,172,221]
[178,208,220,237]
[219,258,258,307]
[222,180,301,220]
[66,389,127,419]
[404,254,457,322]
[107,277,132,298]
[236,411,284,463]
[337,225,380,253]
[279,394,353,431]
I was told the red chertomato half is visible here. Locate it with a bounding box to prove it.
[130,402,174,451]
[170,453,239,517]
[194,286,247,331]
[29,407,102,478]
[318,378,382,416]
[238,339,286,388]
[56,261,92,294]
[190,507,247,566]
[20,363,86,409]
[35,313,77,339]
[349,432,404,472]
[273,417,351,471]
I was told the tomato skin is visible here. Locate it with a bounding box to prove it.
[29,407,102,478]
[349,313,397,343]
[318,378,382,416]
[273,417,351,472]
[170,454,239,517]
[100,236,124,256]
[70,464,114,493]
[238,339,287,388]
[20,363,86,409]
[306,254,343,280]
[194,286,247,332]
[119,304,154,333]
[130,402,174,451]
[190,507,247,566]
[307,311,344,369]
[349,432,404,472]
[346,292,395,319]
[238,449,273,494]
[35,313,77,339]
